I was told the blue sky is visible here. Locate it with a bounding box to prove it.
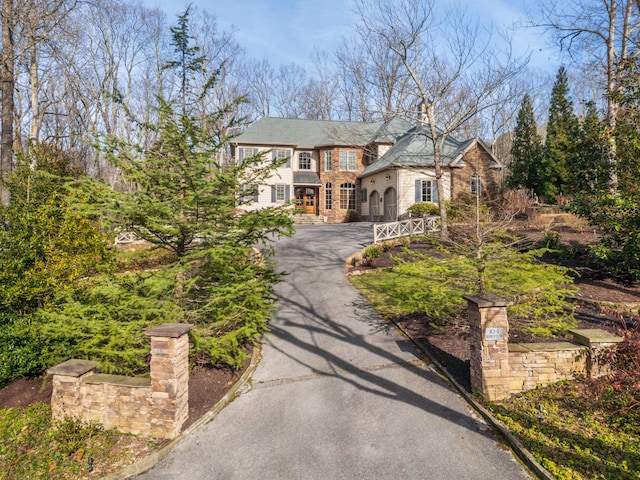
[141,0,559,72]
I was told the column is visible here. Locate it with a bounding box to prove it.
[465,295,512,402]
[145,323,193,439]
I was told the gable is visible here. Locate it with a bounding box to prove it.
[450,138,504,170]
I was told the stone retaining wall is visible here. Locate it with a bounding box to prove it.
[47,323,192,439]
[466,295,622,402]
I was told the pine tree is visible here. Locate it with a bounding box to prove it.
[542,66,577,201]
[508,93,544,196]
[566,102,609,195]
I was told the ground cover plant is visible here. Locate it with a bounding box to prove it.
[0,402,156,479]
[487,370,640,479]
[350,229,640,479]
[352,233,578,336]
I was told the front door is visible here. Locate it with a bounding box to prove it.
[295,187,317,214]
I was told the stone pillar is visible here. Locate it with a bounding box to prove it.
[465,295,512,402]
[145,323,193,439]
[570,328,624,378]
[47,359,99,421]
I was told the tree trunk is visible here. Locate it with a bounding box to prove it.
[1,0,15,205]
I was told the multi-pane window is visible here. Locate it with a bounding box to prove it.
[272,148,291,166]
[340,182,356,210]
[325,182,332,210]
[324,151,332,172]
[238,147,259,163]
[275,184,286,203]
[421,180,434,202]
[339,150,357,171]
[298,151,312,170]
[240,184,257,203]
[471,173,482,196]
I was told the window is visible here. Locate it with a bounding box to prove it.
[238,147,259,163]
[361,188,368,202]
[240,184,258,203]
[272,148,291,167]
[422,180,433,202]
[339,150,357,171]
[298,151,312,170]
[340,182,356,210]
[415,179,438,204]
[471,173,482,196]
[325,182,332,210]
[324,151,332,172]
[271,184,290,203]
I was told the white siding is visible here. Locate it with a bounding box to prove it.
[360,171,398,219]
[397,169,451,216]
[236,145,297,212]
[292,149,318,172]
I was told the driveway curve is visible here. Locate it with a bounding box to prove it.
[137,223,532,479]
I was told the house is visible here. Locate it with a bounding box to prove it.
[231,117,504,223]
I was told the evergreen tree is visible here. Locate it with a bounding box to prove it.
[570,60,640,279]
[566,102,609,195]
[0,144,111,315]
[98,9,292,259]
[541,66,577,201]
[95,9,294,368]
[508,93,544,196]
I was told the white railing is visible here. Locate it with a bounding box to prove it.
[114,231,138,245]
[373,216,441,243]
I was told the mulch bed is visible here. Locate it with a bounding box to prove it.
[349,226,640,391]
[2,225,638,425]
[0,350,253,433]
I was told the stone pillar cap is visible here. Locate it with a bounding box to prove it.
[463,294,513,308]
[47,359,100,377]
[145,323,193,338]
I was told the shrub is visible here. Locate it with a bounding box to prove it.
[591,322,640,433]
[381,241,394,252]
[351,241,577,336]
[500,188,537,217]
[0,315,48,386]
[407,202,439,217]
[363,244,382,259]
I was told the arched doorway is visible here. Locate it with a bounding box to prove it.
[383,187,397,221]
[369,190,380,221]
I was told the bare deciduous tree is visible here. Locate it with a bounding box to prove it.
[354,0,528,237]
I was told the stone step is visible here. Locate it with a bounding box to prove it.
[293,214,326,225]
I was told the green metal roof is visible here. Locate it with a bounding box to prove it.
[360,125,475,176]
[293,172,322,185]
[233,117,382,148]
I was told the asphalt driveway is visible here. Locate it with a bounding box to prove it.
[136,223,532,479]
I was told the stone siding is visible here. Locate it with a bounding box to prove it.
[319,147,365,223]
[451,143,502,200]
[47,323,192,439]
